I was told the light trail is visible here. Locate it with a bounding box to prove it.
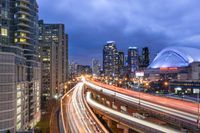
[86,91,182,133]
[90,81,198,115]
[61,82,108,133]
[85,81,198,123]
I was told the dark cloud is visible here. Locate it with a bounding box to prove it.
[38,0,200,65]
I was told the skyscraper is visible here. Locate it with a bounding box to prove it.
[118,51,124,69]
[66,34,69,81]
[0,0,40,132]
[92,59,101,77]
[118,51,125,77]
[103,41,119,77]
[128,47,139,73]
[141,47,150,68]
[38,20,68,105]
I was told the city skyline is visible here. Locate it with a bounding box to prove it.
[38,0,200,65]
[1,0,200,132]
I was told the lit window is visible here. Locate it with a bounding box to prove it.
[15,38,18,43]
[20,38,26,43]
[20,32,26,37]
[1,28,8,36]
[22,14,26,19]
[43,58,50,61]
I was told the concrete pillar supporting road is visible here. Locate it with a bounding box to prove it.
[117,124,129,133]
[103,116,112,127]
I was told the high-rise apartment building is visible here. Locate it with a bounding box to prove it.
[68,60,77,79]
[141,47,150,68]
[38,20,68,105]
[128,47,139,73]
[92,59,101,77]
[0,0,41,132]
[103,41,119,77]
[66,34,69,81]
[118,52,124,69]
[118,51,125,77]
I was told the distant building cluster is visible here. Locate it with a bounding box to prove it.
[68,61,92,78]
[147,46,200,95]
[103,41,150,78]
[92,59,101,77]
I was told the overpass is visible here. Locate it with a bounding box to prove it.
[59,80,200,132]
[84,80,200,132]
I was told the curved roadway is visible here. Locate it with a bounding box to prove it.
[61,82,108,133]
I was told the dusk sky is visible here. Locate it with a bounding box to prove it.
[38,0,200,65]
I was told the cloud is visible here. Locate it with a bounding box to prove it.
[38,0,200,65]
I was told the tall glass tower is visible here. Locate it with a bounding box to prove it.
[103,41,119,77]
[128,47,139,73]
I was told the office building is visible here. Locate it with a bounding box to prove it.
[68,60,77,79]
[38,20,68,104]
[118,52,124,68]
[128,47,139,73]
[92,59,101,77]
[66,34,69,81]
[118,52,125,77]
[0,0,40,132]
[140,47,150,68]
[103,41,119,77]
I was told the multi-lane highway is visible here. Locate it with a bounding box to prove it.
[85,81,199,125]
[60,79,199,132]
[89,81,199,115]
[61,82,108,133]
[86,91,182,133]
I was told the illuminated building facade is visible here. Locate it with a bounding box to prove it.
[147,46,200,81]
[77,65,92,76]
[128,47,139,73]
[39,20,68,104]
[140,47,150,68]
[92,59,101,77]
[103,41,119,77]
[0,0,40,132]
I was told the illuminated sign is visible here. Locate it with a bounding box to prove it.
[135,71,144,77]
[160,67,178,71]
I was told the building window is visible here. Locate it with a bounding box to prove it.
[1,28,8,36]
[20,32,26,37]
[20,38,26,43]
[21,14,26,19]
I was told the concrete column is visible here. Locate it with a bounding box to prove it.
[103,116,112,127]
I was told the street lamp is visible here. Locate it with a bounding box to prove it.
[164,81,168,86]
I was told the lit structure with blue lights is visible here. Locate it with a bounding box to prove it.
[149,46,200,69]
